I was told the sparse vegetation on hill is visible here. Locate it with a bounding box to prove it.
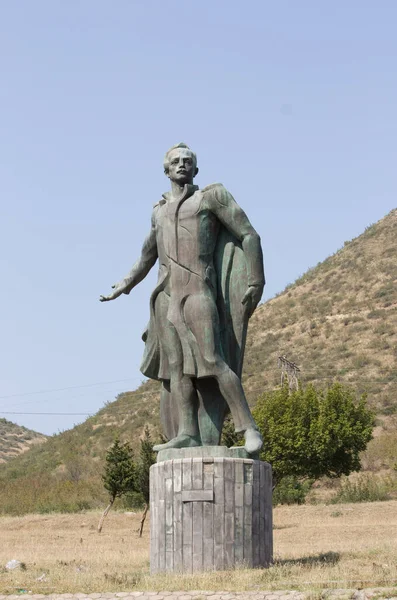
[0,418,47,463]
[0,209,397,514]
[0,384,162,515]
[243,212,397,411]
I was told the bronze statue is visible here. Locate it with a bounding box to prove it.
[100,144,265,454]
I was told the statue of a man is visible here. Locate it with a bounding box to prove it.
[100,143,265,454]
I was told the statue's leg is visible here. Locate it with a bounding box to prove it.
[171,361,199,440]
[196,378,227,446]
[154,292,179,439]
[159,381,178,441]
[153,366,201,451]
[184,292,262,454]
[213,368,255,432]
[211,367,263,454]
[153,293,201,451]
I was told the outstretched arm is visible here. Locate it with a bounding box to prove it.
[208,184,265,315]
[100,213,158,302]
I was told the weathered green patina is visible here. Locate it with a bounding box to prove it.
[100,144,265,454]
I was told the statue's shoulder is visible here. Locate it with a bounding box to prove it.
[152,197,167,209]
[151,198,166,225]
[201,183,232,209]
[201,182,225,194]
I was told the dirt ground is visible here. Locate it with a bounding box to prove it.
[1,501,397,594]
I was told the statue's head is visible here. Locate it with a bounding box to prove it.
[163,143,199,185]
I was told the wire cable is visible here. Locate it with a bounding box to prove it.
[0,377,394,417]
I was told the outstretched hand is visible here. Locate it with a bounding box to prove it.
[242,285,263,317]
[99,282,126,302]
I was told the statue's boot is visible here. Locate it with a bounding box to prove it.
[244,428,263,454]
[153,434,202,452]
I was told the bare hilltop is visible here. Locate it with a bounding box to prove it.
[0,418,47,464]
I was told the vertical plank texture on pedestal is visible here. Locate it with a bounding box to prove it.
[173,459,183,571]
[224,459,235,569]
[213,458,225,570]
[234,459,244,564]
[263,461,273,565]
[157,462,166,572]
[150,456,273,574]
[164,460,174,571]
[149,463,157,572]
[182,458,193,573]
[252,460,261,567]
[192,458,203,571]
[202,460,214,570]
[243,460,253,565]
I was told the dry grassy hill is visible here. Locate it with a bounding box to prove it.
[0,418,47,463]
[243,209,397,410]
[242,208,397,476]
[0,209,396,513]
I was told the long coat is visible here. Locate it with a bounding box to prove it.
[132,183,264,382]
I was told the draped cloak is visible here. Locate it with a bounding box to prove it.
[138,183,263,442]
[140,184,250,381]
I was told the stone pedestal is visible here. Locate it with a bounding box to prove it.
[150,450,273,573]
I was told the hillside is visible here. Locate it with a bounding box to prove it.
[243,209,397,413]
[0,418,47,463]
[0,209,396,513]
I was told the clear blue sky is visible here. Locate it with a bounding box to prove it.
[1,1,396,435]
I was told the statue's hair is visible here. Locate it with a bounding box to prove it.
[163,142,197,174]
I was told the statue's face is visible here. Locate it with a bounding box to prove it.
[166,148,197,184]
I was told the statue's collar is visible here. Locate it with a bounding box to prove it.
[162,184,199,204]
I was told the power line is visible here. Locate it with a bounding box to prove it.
[1,412,95,416]
[0,387,158,417]
[0,377,142,401]
[1,378,396,417]
[1,370,396,418]
[0,383,143,410]
[1,370,395,403]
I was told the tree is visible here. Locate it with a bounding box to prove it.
[98,438,136,533]
[221,412,243,448]
[136,425,156,537]
[252,382,374,487]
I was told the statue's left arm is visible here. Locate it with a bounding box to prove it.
[207,184,265,315]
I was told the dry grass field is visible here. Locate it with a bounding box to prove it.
[1,502,397,594]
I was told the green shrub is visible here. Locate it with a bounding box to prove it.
[120,491,145,510]
[253,382,374,485]
[273,476,313,506]
[367,309,385,319]
[331,474,394,504]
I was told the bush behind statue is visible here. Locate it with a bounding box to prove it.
[331,473,396,504]
[272,475,314,505]
[252,382,374,490]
